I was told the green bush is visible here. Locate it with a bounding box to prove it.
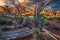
[39,17,49,26]
[0,17,9,25]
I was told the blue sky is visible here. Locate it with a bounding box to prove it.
[30,0,60,11]
[44,0,60,11]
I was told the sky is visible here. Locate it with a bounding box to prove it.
[0,0,29,6]
[30,0,60,11]
[44,0,60,11]
[0,0,5,6]
[25,0,60,11]
[0,0,60,11]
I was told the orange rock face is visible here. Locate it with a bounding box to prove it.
[56,10,60,16]
[41,10,60,17]
[0,6,4,11]
[41,10,47,14]
[0,5,60,16]
[48,10,54,16]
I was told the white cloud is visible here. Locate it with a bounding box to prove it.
[0,0,5,6]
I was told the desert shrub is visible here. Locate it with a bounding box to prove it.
[39,17,49,26]
[0,17,9,25]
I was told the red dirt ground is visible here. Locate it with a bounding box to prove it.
[46,19,60,36]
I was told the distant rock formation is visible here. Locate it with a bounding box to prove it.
[0,5,60,17]
[0,4,34,15]
[48,10,54,16]
[56,10,60,16]
[41,9,60,17]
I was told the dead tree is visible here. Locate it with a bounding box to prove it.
[9,0,23,23]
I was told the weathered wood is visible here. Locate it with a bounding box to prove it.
[0,27,32,40]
